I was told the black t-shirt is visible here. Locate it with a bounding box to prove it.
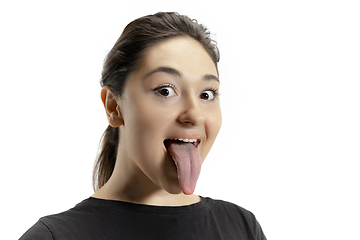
[19,197,266,240]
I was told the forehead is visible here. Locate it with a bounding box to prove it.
[138,36,218,78]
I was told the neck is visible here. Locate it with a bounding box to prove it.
[92,154,200,206]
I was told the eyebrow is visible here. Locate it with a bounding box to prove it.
[145,66,182,78]
[203,74,220,82]
[145,66,219,82]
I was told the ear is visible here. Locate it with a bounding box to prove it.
[101,86,124,127]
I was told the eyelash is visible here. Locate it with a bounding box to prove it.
[151,84,177,98]
[152,84,220,101]
[204,87,220,101]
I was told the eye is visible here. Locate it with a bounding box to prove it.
[200,89,219,101]
[152,84,177,98]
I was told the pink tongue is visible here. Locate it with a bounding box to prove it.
[166,141,201,195]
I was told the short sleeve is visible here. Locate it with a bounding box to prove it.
[19,220,54,240]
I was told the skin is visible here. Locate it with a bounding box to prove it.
[92,36,222,206]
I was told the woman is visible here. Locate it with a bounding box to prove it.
[20,12,266,239]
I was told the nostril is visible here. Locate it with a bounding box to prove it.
[177,110,205,126]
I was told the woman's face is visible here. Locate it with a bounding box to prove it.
[116,36,222,195]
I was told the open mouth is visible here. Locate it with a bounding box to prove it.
[163,137,202,195]
[164,138,201,149]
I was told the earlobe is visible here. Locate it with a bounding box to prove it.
[101,86,124,127]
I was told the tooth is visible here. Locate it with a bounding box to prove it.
[168,138,198,143]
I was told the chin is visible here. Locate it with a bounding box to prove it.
[160,178,184,195]
[167,188,184,195]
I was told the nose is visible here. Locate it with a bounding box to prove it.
[177,95,205,126]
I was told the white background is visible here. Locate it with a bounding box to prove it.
[1,1,359,239]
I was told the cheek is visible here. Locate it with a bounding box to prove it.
[130,106,172,135]
[124,99,174,154]
[208,106,222,137]
[124,102,178,183]
[201,107,222,160]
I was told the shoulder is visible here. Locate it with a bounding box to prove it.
[19,220,54,240]
[40,198,100,231]
[20,198,97,239]
[205,197,267,240]
[207,197,256,220]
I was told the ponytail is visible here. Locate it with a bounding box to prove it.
[92,125,119,191]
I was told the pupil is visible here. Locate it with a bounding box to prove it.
[201,93,209,99]
[160,89,169,96]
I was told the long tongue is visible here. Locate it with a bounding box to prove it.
[166,140,201,195]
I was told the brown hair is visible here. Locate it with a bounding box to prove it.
[93,12,220,191]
